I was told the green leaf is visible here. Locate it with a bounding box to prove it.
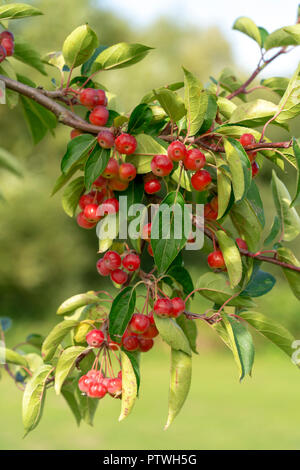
[0,3,42,20]
[61,134,96,174]
[264,215,281,246]
[258,27,269,48]
[164,349,192,430]
[61,382,81,426]
[217,96,237,119]
[291,138,300,207]
[151,191,188,274]
[62,25,98,68]
[56,292,100,315]
[261,77,289,97]
[55,346,86,395]
[75,387,99,426]
[127,103,153,134]
[196,272,255,308]
[13,41,46,75]
[84,146,110,191]
[51,165,81,196]
[26,334,44,349]
[233,17,262,46]
[271,170,300,241]
[283,24,300,42]
[218,68,247,102]
[276,64,300,124]
[171,165,192,191]
[224,138,251,202]
[277,247,300,300]
[229,99,279,128]
[0,147,22,177]
[22,365,52,436]
[242,268,276,298]
[119,351,138,421]
[126,134,167,174]
[217,230,243,288]
[167,266,194,297]
[218,314,254,381]
[154,314,191,355]
[183,67,208,136]
[91,43,153,72]
[239,311,295,358]
[25,353,44,372]
[62,176,85,217]
[176,316,198,354]
[108,287,136,343]
[153,88,186,122]
[264,26,300,50]
[0,347,29,367]
[215,158,232,219]
[42,320,79,362]
[230,199,263,251]
[122,350,141,393]
[198,93,217,134]
[20,95,57,144]
[246,179,265,228]
[43,51,66,72]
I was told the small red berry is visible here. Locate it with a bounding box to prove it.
[119,162,137,181]
[80,88,107,108]
[107,378,122,397]
[138,337,154,352]
[110,269,128,285]
[0,31,14,41]
[171,297,185,318]
[102,158,119,179]
[236,238,248,251]
[70,129,82,139]
[154,298,173,318]
[103,250,121,270]
[129,314,150,334]
[122,253,140,272]
[122,335,139,351]
[183,149,206,171]
[210,196,218,212]
[89,105,109,126]
[115,133,137,155]
[97,130,115,148]
[239,133,255,147]
[167,141,187,162]
[93,175,106,189]
[191,170,212,191]
[83,203,101,221]
[78,375,92,393]
[0,45,7,63]
[142,223,152,242]
[86,329,105,348]
[144,178,161,194]
[252,161,259,178]
[118,371,122,379]
[88,382,107,398]
[151,154,173,177]
[204,203,218,220]
[108,178,129,191]
[142,323,159,339]
[76,212,97,229]
[1,38,13,56]
[207,250,226,270]
[96,258,111,276]
[99,197,119,215]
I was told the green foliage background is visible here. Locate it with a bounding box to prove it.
[1,0,300,449]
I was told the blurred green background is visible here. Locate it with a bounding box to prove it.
[1,0,300,450]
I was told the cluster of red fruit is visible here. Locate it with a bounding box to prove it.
[153,296,186,318]
[78,369,122,399]
[146,141,212,193]
[121,312,159,352]
[0,31,14,63]
[239,133,259,178]
[97,250,141,285]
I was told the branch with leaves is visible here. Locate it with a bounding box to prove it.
[1,2,300,437]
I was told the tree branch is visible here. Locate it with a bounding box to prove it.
[0,74,111,134]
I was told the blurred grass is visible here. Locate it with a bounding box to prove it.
[1,347,300,450]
